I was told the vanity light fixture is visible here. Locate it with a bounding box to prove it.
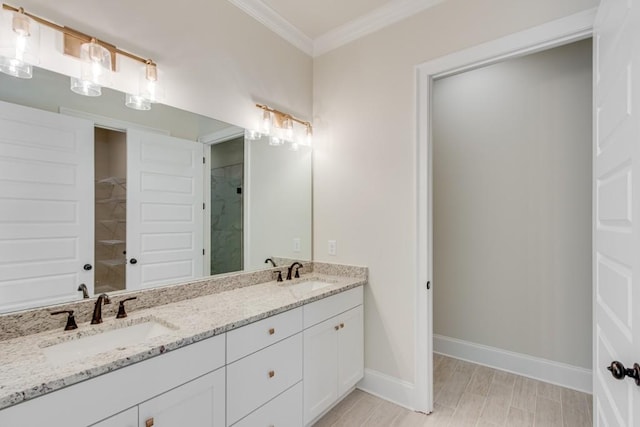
[0,6,39,79]
[1,3,165,109]
[70,38,111,96]
[254,104,313,147]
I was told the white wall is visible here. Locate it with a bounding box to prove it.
[312,0,598,388]
[432,39,592,369]
[11,0,313,130]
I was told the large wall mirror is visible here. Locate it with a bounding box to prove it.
[0,66,312,314]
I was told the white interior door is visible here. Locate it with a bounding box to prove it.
[593,0,640,425]
[126,130,204,290]
[0,100,93,312]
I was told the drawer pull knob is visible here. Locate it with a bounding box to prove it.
[268,327,275,335]
[334,325,340,331]
[145,418,154,427]
[340,323,345,329]
[268,370,275,378]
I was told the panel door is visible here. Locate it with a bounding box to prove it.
[127,130,204,290]
[337,305,364,397]
[593,0,640,425]
[303,316,339,424]
[0,100,94,312]
[138,369,225,427]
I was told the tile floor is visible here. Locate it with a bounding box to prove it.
[315,354,592,427]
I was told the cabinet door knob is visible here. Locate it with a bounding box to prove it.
[145,418,154,427]
[340,323,345,329]
[268,327,275,335]
[268,370,275,378]
[334,325,340,331]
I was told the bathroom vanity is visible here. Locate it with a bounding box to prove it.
[0,264,365,427]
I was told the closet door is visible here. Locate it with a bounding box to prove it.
[126,130,204,290]
[0,100,94,312]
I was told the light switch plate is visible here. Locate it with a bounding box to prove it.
[328,240,337,256]
[293,238,301,253]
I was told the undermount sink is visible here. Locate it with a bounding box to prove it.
[285,279,335,297]
[42,318,176,365]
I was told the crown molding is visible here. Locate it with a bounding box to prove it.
[229,0,447,57]
[313,0,446,56]
[227,0,314,55]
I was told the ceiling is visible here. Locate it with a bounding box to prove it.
[228,0,447,56]
[261,0,390,39]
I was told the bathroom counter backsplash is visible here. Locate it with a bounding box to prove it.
[0,262,367,410]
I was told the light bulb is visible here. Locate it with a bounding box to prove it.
[305,126,313,146]
[284,117,294,141]
[0,9,39,79]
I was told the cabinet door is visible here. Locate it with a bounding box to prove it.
[138,368,225,427]
[303,316,339,424]
[337,305,364,397]
[232,382,302,427]
[91,407,137,427]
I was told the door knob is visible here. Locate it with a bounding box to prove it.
[130,258,137,265]
[607,361,640,386]
[83,264,92,271]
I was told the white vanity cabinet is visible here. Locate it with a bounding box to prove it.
[91,408,137,427]
[0,334,226,427]
[303,287,364,425]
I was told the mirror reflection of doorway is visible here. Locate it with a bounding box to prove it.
[210,137,244,275]
[94,127,127,294]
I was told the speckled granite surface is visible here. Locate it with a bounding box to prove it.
[0,262,366,411]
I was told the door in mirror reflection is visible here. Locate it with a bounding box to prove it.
[0,100,94,313]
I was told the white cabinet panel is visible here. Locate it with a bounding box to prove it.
[91,407,137,427]
[303,316,339,424]
[139,368,225,427]
[227,333,303,425]
[337,305,364,397]
[232,382,302,427]
[227,307,302,363]
[303,286,362,329]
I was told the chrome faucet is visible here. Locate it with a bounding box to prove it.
[91,293,111,324]
[286,262,303,280]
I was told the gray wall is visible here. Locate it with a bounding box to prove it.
[432,39,592,369]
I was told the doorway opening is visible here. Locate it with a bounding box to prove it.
[94,127,127,294]
[414,11,595,413]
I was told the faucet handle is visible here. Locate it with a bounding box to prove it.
[116,297,137,319]
[294,266,302,278]
[274,270,283,282]
[51,310,78,331]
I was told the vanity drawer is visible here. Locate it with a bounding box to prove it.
[303,286,363,329]
[227,307,302,363]
[226,333,303,425]
[232,382,302,427]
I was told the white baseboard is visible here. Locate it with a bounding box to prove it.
[434,334,592,394]
[357,369,416,410]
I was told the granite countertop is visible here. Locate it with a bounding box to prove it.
[0,273,365,411]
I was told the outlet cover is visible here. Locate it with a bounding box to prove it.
[293,238,301,253]
[328,240,337,256]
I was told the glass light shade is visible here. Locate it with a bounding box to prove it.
[0,9,40,79]
[261,110,272,135]
[283,117,294,141]
[125,93,151,111]
[305,126,313,146]
[245,129,261,141]
[269,136,283,146]
[138,62,164,103]
[79,39,112,87]
[70,77,102,97]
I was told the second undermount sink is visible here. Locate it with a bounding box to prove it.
[285,279,336,297]
[42,318,176,365]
